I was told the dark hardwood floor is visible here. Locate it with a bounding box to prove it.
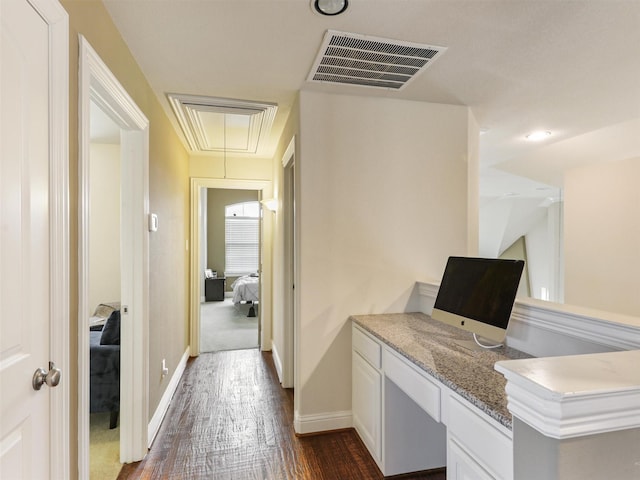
[117,349,445,480]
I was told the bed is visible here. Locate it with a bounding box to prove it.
[231,274,259,304]
[231,274,259,317]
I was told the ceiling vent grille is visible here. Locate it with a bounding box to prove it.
[307,30,446,90]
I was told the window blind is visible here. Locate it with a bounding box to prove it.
[225,216,259,276]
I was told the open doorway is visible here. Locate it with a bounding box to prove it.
[200,190,261,352]
[279,138,296,389]
[87,101,122,478]
[189,178,271,357]
[78,37,150,479]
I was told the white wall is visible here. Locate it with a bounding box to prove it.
[564,156,640,317]
[296,91,472,427]
[522,201,564,303]
[89,143,121,311]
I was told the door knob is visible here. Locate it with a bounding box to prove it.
[32,362,62,391]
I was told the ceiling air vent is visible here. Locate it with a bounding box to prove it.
[307,30,446,90]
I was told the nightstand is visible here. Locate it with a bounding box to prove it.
[205,277,225,301]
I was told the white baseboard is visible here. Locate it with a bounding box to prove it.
[294,410,352,434]
[147,346,190,447]
[272,343,283,384]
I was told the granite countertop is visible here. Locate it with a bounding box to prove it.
[350,312,531,430]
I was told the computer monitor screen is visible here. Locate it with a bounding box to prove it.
[431,256,524,346]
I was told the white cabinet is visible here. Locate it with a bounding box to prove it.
[352,349,382,463]
[448,436,495,480]
[352,325,383,465]
[352,323,381,368]
[352,320,515,479]
[446,395,513,480]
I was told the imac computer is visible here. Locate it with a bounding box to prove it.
[431,256,525,350]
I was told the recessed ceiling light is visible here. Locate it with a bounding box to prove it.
[525,130,552,141]
[312,0,348,16]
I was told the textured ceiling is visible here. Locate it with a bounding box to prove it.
[102,0,640,175]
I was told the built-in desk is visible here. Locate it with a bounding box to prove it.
[351,312,530,479]
[351,312,640,479]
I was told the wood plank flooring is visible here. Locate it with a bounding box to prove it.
[117,349,446,479]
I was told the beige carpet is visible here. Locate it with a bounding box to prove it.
[200,299,259,352]
[90,412,121,480]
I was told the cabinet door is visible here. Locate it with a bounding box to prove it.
[352,350,382,462]
[447,394,512,479]
[448,436,495,480]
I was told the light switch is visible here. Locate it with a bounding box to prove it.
[148,213,159,232]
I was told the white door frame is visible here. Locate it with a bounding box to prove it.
[189,178,271,356]
[281,137,296,388]
[78,36,150,474]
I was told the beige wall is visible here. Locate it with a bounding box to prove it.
[190,153,272,180]
[296,91,471,419]
[206,189,259,289]
[62,2,190,475]
[564,156,640,316]
[89,143,121,311]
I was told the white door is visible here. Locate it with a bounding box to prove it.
[0,0,68,478]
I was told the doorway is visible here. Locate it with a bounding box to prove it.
[78,37,150,478]
[189,179,271,357]
[87,101,122,478]
[280,138,296,388]
[200,190,261,353]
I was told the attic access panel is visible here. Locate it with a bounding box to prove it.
[167,93,277,153]
[307,30,446,90]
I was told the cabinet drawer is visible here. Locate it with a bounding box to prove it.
[352,325,381,368]
[382,347,441,422]
[448,395,513,480]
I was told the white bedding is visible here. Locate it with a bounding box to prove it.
[231,275,259,304]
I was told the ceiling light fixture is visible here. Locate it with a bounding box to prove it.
[312,0,348,16]
[526,130,552,141]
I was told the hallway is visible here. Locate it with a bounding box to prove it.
[117,349,445,479]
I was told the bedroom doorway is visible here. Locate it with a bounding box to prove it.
[200,191,261,353]
[78,37,150,478]
[86,99,123,479]
[189,178,272,357]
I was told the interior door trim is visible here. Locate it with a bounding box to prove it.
[78,35,150,475]
[32,0,70,477]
